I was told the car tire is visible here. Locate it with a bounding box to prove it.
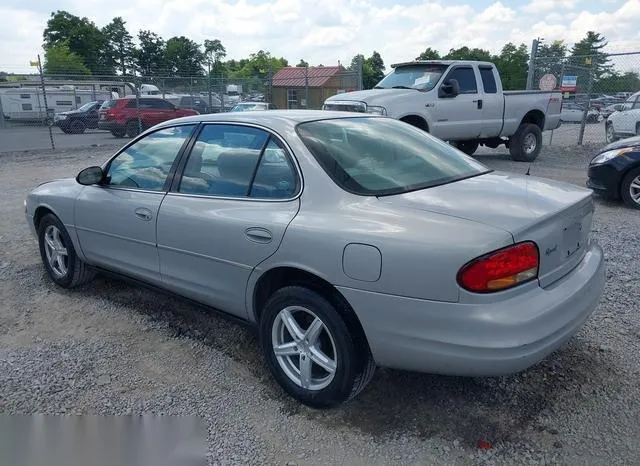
[509,123,542,162]
[111,129,126,138]
[37,213,96,288]
[259,286,376,408]
[605,122,618,143]
[126,119,141,138]
[620,167,640,210]
[69,120,86,134]
[454,140,479,156]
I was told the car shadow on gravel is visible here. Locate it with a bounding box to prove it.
[33,270,621,448]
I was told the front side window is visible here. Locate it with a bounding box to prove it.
[178,125,297,199]
[444,67,478,94]
[296,117,490,196]
[106,125,196,191]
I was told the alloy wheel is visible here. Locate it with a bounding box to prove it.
[271,306,337,391]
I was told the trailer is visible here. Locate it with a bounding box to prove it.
[0,86,114,123]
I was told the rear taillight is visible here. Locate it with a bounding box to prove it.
[457,241,539,293]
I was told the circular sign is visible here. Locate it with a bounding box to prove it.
[539,74,557,91]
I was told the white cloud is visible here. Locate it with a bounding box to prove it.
[0,0,638,75]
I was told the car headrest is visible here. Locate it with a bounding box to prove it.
[216,149,260,181]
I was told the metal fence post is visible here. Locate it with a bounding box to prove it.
[577,62,593,146]
[135,76,141,135]
[526,39,539,90]
[37,54,55,151]
[0,95,6,129]
[357,56,363,91]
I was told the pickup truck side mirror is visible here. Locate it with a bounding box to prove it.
[439,79,460,98]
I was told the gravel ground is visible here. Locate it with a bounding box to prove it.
[1,141,639,465]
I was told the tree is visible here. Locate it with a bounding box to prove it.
[43,42,91,76]
[137,30,165,76]
[228,50,288,79]
[102,17,135,76]
[204,39,227,66]
[569,31,612,92]
[415,47,441,61]
[597,71,640,94]
[43,10,108,73]
[349,53,385,89]
[443,46,492,61]
[164,36,205,76]
[296,59,309,67]
[533,40,568,86]
[494,43,529,90]
[366,51,385,82]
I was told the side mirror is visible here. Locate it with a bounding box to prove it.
[76,166,104,186]
[439,79,460,98]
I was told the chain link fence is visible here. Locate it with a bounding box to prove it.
[0,67,360,153]
[531,51,640,147]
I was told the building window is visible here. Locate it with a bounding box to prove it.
[22,103,33,111]
[20,94,30,99]
[287,89,297,109]
[56,100,73,106]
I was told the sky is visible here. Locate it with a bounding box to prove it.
[0,0,638,74]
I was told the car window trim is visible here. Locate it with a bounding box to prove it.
[168,121,303,202]
[100,122,200,193]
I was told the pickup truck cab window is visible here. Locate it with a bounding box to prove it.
[444,67,477,94]
[479,67,498,94]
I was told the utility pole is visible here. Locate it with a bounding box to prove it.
[305,66,309,109]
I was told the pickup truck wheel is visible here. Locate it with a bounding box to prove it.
[454,140,479,156]
[509,123,542,162]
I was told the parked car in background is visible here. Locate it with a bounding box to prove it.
[605,91,640,143]
[168,95,221,114]
[230,102,277,112]
[54,101,104,134]
[588,135,640,209]
[560,102,601,123]
[601,103,626,120]
[98,96,199,137]
[25,110,605,408]
[323,60,562,162]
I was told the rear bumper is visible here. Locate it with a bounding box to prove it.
[339,241,605,376]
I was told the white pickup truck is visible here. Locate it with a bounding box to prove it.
[323,60,563,162]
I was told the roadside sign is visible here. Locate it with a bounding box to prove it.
[539,74,557,91]
[561,76,578,92]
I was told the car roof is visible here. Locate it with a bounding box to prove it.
[155,110,381,132]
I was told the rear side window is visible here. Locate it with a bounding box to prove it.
[445,67,477,94]
[178,125,297,199]
[479,67,497,94]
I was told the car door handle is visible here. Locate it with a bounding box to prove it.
[245,227,273,243]
[134,207,153,221]
[473,99,483,109]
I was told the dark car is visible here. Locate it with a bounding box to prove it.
[54,101,104,134]
[98,96,199,138]
[587,135,640,209]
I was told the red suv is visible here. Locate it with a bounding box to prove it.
[98,96,199,138]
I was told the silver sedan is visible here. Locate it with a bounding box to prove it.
[25,110,606,408]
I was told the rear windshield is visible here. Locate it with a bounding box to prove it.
[296,117,490,196]
[100,100,117,109]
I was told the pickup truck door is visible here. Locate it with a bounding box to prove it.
[477,66,503,137]
[433,65,482,140]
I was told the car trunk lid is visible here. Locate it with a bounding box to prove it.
[377,171,594,288]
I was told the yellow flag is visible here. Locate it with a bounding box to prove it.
[29,60,39,67]
[585,57,592,65]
